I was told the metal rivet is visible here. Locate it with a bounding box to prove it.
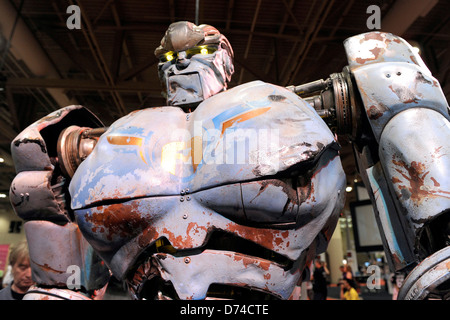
[185,188,189,193]
[180,189,185,195]
[180,197,185,202]
[184,257,191,264]
[396,71,401,76]
[186,196,191,201]
[386,73,391,78]
[183,214,188,219]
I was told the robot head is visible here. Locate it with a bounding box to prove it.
[155,21,234,109]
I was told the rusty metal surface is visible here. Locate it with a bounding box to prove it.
[379,108,450,239]
[398,246,450,300]
[154,250,301,300]
[344,31,450,298]
[75,153,344,283]
[10,105,103,173]
[345,32,429,69]
[366,163,416,271]
[344,31,450,142]
[71,80,346,298]
[10,105,82,173]
[70,81,337,209]
[23,286,98,300]
[8,105,108,297]
[25,221,110,291]
[10,170,69,223]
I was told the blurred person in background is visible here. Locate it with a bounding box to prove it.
[312,257,330,300]
[340,278,360,300]
[0,240,34,300]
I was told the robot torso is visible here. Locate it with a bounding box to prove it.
[70,80,346,299]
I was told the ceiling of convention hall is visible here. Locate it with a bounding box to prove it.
[0,0,449,209]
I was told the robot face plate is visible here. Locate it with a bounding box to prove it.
[157,44,234,108]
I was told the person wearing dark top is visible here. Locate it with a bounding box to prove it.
[0,240,34,300]
[312,257,330,300]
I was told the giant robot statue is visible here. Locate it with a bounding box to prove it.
[9,21,449,300]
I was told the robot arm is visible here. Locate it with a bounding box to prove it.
[9,105,110,300]
[288,32,450,300]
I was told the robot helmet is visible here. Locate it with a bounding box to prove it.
[155,21,234,108]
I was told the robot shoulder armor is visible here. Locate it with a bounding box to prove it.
[11,105,104,173]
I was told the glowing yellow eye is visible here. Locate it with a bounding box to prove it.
[166,53,174,61]
[200,48,208,55]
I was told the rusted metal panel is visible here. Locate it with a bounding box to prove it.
[344,32,450,298]
[71,78,346,299]
[75,154,345,285]
[379,108,450,244]
[23,286,97,300]
[70,81,337,209]
[25,221,110,291]
[10,105,103,173]
[344,32,450,142]
[155,250,301,300]
[10,106,78,173]
[366,164,416,271]
[10,170,69,223]
[344,32,429,70]
[398,246,450,300]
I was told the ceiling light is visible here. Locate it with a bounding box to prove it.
[0,157,4,163]
[345,186,353,192]
[0,193,7,198]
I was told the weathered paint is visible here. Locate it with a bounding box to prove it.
[76,154,345,281]
[71,81,346,299]
[344,32,449,142]
[8,105,108,295]
[23,285,100,300]
[367,165,411,270]
[398,246,450,300]
[70,81,337,209]
[379,108,450,246]
[344,32,450,297]
[24,221,110,291]
[10,105,103,173]
[154,250,302,300]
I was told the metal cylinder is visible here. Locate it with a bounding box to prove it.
[287,79,329,96]
[57,126,107,177]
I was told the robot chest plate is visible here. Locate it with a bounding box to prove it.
[69,81,335,209]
